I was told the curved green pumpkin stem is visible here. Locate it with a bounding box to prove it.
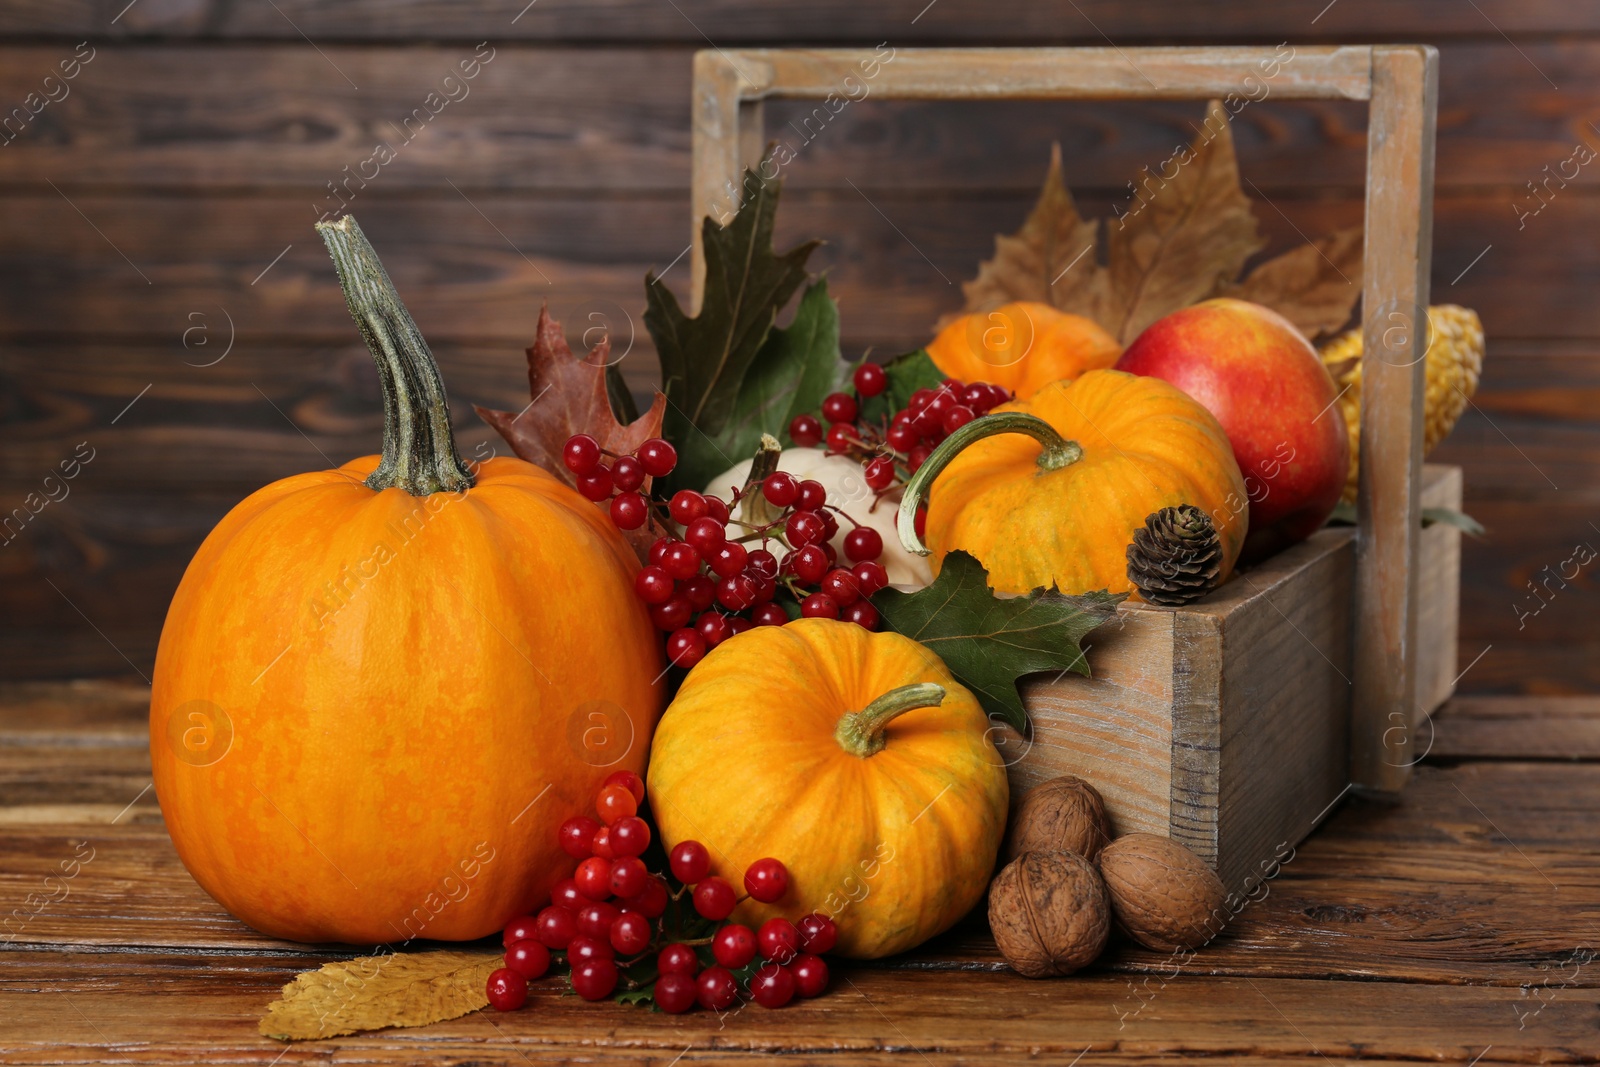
[834,683,946,758]
[317,215,474,497]
[895,411,1082,556]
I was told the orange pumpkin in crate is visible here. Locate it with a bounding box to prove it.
[899,368,1248,598]
[149,218,663,944]
[927,302,1122,399]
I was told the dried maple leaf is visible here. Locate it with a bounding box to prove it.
[478,305,666,480]
[957,101,1368,344]
[1100,100,1264,343]
[260,949,500,1041]
[952,142,1108,328]
[1220,225,1364,339]
[477,305,667,556]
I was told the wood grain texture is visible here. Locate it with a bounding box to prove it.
[729,46,1374,100]
[2,0,1596,41]
[1350,45,1436,794]
[1202,529,1354,893]
[4,42,1599,194]
[11,191,1600,351]
[1015,612,1176,840]
[3,965,1593,1065]
[4,686,1600,1062]
[1417,465,1464,714]
[1432,696,1600,759]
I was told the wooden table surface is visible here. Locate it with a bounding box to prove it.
[2,680,1597,1065]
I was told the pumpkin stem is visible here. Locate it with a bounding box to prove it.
[896,412,1081,556]
[316,215,474,497]
[834,682,946,758]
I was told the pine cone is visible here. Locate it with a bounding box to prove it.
[1126,506,1223,606]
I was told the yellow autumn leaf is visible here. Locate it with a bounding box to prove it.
[954,100,1364,345]
[1100,99,1263,342]
[260,949,502,1042]
[1221,226,1364,339]
[953,142,1107,328]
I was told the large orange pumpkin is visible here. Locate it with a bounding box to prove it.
[647,619,1008,959]
[927,302,1122,398]
[899,369,1248,597]
[150,217,663,944]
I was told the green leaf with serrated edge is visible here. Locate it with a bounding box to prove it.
[614,986,655,1008]
[1326,502,1482,537]
[871,550,1124,733]
[645,157,819,492]
[721,279,848,464]
[857,349,945,427]
[1327,501,1356,526]
[1422,506,1485,537]
[606,362,639,424]
[611,955,660,1009]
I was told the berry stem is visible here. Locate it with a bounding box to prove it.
[896,412,1082,556]
[833,683,947,758]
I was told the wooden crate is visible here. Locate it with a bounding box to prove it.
[690,46,1447,881]
[1009,464,1461,891]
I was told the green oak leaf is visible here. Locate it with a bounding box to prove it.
[856,348,945,426]
[1326,501,1483,537]
[721,279,848,465]
[1422,506,1485,536]
[605,362,639,424]
[645,159,819,492]
[612,985,656,1008]
[872,550,1125,733]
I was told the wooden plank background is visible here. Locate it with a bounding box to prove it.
[0,1,1593,693]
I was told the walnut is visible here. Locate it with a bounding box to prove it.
[987,850,1110,977]
[1004,775,1111,863]
[1098,833,1229,952]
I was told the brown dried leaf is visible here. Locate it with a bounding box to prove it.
[477,304,667,484]
[259,949,500,1042]
[477,305,667,557]
[952,143,1108,329]
[1220,226,1364,339]
[1101,100,1265,343]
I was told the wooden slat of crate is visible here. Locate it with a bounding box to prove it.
[1416,464,1464,715]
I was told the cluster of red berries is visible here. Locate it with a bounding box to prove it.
[647,848,835,1013]
[561,434,678,523]
[562,365,1009,672]
[564,435,892,670]
[789,366,1013,484]
[485,771,837,1014]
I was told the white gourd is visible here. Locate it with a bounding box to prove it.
[705,448,934,590]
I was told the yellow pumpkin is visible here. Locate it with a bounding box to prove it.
[927,302,1122,398]
[901,369,1247,597]
[150,218,664,944]
[647,619,1008,959]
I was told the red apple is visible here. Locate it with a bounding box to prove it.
[1115,298,1349,561]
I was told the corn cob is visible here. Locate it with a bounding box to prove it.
[1319,305,1484,504]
